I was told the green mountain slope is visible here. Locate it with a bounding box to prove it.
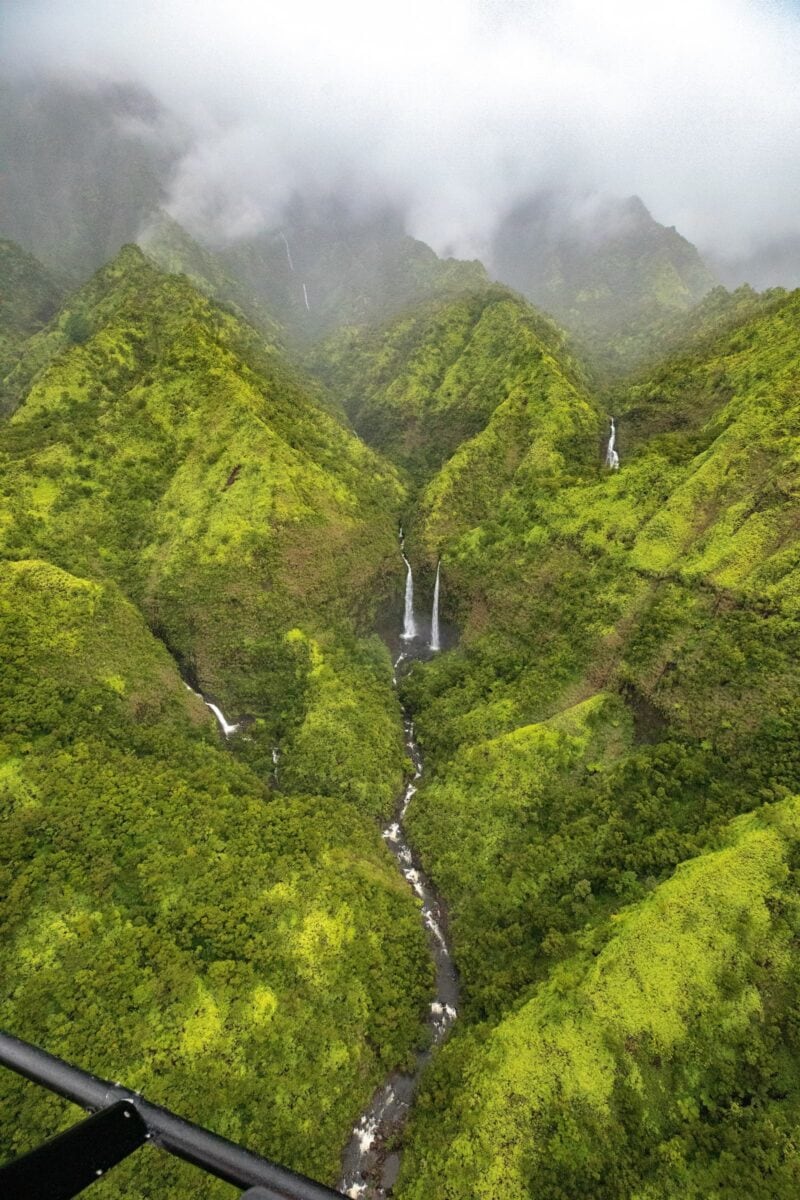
[0,245,409,809]
[0,239,65,397]
[0,559,430,1196]
[400,794,800,1199]
[2,175,799,1200]
[491,193,718,375]
[377,284,800,1194]
[311,284,596,489]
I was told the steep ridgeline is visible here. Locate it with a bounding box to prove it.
[216,198,488,342]
[389,286,800,1197]
[0,560,430,1197]
[311,284,595,487]
[490,192,718,376]
[138,210,287,347]
[0,245,410,807]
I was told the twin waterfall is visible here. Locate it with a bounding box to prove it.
[399,529,441,651]
[338,533,457,1199]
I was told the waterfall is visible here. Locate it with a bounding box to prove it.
[401,555,417,640]
[183,682,240,737]
[204,701,240,737]
[605,417,620,470]
[430,561,441,652]
[279,232,294,272]
[302,282,311,311]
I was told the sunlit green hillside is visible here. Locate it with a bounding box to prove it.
[311,284,596,489]
[0,244,409,805]
[0,559,430,1195]
[392,285,800,1195]
[1,221,798,1200]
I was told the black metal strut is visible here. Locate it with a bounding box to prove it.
[0,1031,345,1199]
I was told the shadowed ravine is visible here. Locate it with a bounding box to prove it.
[338,562,459,1198]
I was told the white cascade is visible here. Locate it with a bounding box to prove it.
[279,231,294,272]
[204,701,240,737]
[430,560,441,652]
[401,554,417,640]
[302,282,311,311]
[605,417,620,470]
[183,682,240,737]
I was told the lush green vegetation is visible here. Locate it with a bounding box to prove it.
[0,560,431,1196]
[384,283,800,1195]
[0,244,410,801]
[1,214,799,1200]
[401,795,800,1198]
[311,284,596,489]
[0,247,435,1194]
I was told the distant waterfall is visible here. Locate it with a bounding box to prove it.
[279,232,295,272]
[605,418,620,470]
[302,282,311,311]
[401,555,417,640]
[430,561,441,652]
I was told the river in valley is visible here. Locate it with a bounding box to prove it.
[338,556,459,1198]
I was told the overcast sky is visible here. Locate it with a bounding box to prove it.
[3,0,800,261]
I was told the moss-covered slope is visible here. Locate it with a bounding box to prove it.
[0,245,408,809]
[384,282,800,1194]
[311,284,597,489]
[0,559,430,1196]
[400,796,800,1199]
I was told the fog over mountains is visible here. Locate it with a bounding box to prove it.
[2,0,800,289]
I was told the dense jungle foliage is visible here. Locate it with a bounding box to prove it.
[0,244,410,802]
[1,225,799,1200]
[0,560,430,1195]
[385,283,800,1196]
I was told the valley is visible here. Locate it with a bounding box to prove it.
[1,158,799,1200]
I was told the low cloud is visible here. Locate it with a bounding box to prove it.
[3,0,800,269]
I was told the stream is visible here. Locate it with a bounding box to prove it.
[183,544,458,1197]
[338,630,459,1196]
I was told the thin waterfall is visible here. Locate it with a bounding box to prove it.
[279,231,295,272]
[183,682,240,737]
[430,561,441,652]
[302,282,311,311]
[401,554,417,640]
[605,417,620,470]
